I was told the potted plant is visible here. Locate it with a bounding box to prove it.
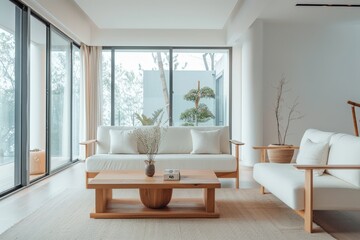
[267,76,303,163]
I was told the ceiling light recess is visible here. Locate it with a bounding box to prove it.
[296,4,360,7]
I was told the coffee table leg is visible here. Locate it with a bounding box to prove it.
[95,189,110,213]
[203,188,215,213]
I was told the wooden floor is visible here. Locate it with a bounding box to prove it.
[0,162,359,239]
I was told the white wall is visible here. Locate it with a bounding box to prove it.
[22,0,92,44]
[241,20,263,166]
[262,22,360,146]
[91,29,226,46]
[231,44,242,158]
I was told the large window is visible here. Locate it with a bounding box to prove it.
[29,15,47,181]
[101,48,230,127]
[0,0,81,198]
[0,0,19,194]
[72,45,81,161]
[173,50,229,126]
[50,29,72,171]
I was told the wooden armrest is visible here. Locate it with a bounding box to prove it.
[295,165,360,170]
[79,139,97,159]
[253,146,300,150]
[79,139,97,145]
[348,100,360,107]
[229,140,245,146]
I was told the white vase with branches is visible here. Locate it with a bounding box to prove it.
[134,125,163,177]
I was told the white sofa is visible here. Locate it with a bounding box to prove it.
[81,126,244,188]
[253,129,360,233]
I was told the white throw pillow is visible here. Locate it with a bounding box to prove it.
[109,130,138,154]
[296,139,329,176]
[190,129,221,154]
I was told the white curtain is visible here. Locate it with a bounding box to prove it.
[80,44,102,156]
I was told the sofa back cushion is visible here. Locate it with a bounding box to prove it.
[327,133,360,187]
[96,126,231,154]
[299,129,334,148]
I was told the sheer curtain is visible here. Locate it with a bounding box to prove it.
[80,44,102,157]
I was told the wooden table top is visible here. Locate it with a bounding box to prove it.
[87,170,221,189]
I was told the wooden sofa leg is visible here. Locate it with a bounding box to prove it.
[236,174,239,189]
[304,170,313,233]
[260,186,265,194]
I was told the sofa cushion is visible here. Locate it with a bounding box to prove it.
[299,129,334,149]
[296,139,329,176]
[190,129,221,154]
[327,133,360,187]
[86,154,236,173]
[109,130,138,154]
[253,163,360,210]
[95,126,232,154]
[157,128,193,154]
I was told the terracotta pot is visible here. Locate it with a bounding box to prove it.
[267,144,294,163]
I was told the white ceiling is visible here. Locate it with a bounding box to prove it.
[260,0,360,25]
[74,0,239,29]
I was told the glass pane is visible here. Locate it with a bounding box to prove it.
[29,16,47,181]
[114,50,170,126]
[50,29,71,171]
[101,50,111,125]
[173,50,229,126]
[72,45,81,160]
[0,0,17,193]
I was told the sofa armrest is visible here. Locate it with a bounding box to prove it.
[79,139,97,159]
[293,164,360,233]
[295,165,360,170]
[229,140,245,146]
[253,146,300,163]
[253,146,299,150]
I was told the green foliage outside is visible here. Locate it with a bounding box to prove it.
[135,108,165,126]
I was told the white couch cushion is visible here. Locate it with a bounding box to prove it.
[327,133,360,187]
[157,127,193,153]
[253,163,360,210]
[109,130,138,154]
[299,129,334,149]
[86,154,236,173]
[296,139,329,176]
[190,129,221,154]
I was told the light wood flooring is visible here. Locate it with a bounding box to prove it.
[0,162,359,239]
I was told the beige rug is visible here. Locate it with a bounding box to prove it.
[0,188,333,240]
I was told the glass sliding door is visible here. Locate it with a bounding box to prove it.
[113,50,170,126]
[72,45,80,161]
[172,49,229,126]
[50,29,71,171]
[29,15,47,181]
[0,0,20,194]
[101,50,112,125]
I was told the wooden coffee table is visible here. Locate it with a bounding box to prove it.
[87,169,221,218]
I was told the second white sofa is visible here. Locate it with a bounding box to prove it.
[253,129,360,232]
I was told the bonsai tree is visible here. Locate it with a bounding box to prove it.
[180,81,215,126]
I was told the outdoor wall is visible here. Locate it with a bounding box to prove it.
[262,22,360,147]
